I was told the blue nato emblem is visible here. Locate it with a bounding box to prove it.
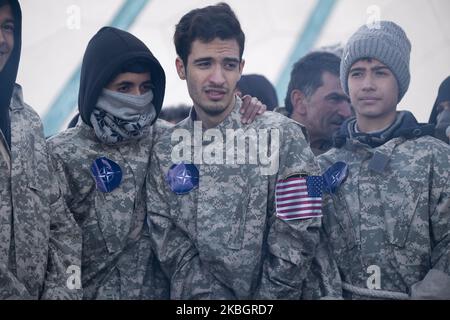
[322,161,349,194]
[90,157,123,193]
[166,162,200,195]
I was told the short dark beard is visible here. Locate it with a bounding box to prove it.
[198,105,227,117]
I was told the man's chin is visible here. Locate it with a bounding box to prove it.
[203,106,228,116]
[198,101,230,116]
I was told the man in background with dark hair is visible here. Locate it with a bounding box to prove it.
[280,51,352,155]
[0,0,81,299]
[236,74,278,111]
[147,2,324,299]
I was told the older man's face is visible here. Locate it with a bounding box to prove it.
[303,71,352,141]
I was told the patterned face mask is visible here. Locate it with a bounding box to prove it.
[90,88,156,145]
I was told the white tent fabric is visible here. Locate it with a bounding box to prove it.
[16,0,450,133]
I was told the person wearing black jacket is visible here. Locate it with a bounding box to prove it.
[428,76,450,144]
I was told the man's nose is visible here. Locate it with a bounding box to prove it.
[338,101,353,118]
[361,74,376,91]
[209,65,226,85]
[130,87,141,96]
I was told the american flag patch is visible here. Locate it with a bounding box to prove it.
[275,176,323,221]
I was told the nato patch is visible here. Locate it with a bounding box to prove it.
[166,162,199,195]
[90,157,123,193]
[322,161,349,194]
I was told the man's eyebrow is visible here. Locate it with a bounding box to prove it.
[193,57,212,64]
[2,18,14,24]
[349,67,365,73]
[142,80,154,86]
[325,92,350,101]
[115,81,133,86]
[192,57,240,64]
[223,57,240,63]
[371,66,390,71]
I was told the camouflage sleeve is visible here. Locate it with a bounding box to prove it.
[411,149,450,299]
[429,155,450,274]
[300,227,343,300]
[254,122,322,299]
[47,145,72,210]
[146,148,235,300]
[40,147,82,300]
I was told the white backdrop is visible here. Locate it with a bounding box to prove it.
[16,0,450,133]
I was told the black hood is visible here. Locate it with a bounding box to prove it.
[333,111,435,148]
[0,0,21,147]
[78,26,165,126]
[428,76,450,124]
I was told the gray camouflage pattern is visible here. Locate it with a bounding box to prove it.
[48,119,171,300]
[274,106,331,156]
[318,135,450,299]
[0,85,82,299]
[147,97,324,299]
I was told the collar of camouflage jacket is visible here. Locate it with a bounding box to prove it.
[333,111,435,148]
[183,95,244,131]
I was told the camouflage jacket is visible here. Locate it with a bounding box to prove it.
[274,106,332,156]
[147,97,323,299]
[318,135,450,299]
[48,119,170,300]
[0,85,82,299]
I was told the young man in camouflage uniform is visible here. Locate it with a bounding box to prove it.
[0,0,81,299]
[318,21,450,299]
[47,26,266,299]
[48,27,172,300]
[146,3,326,299]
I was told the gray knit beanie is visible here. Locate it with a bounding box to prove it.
[340,21,411,102]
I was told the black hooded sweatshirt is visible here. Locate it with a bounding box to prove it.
[428,76,450,125]
[0,0,21,148]
[78,26,165,126]
[427,76,450,143]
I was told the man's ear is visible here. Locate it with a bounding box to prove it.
[175,57,186,80]
[290,89,308,116]
[239,59,245,75]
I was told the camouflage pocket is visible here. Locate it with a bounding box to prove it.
[93,190,133,254]
[323,191,358,253]
[382,179,424,248]
[226,184,250,250]
[25,162,52,222]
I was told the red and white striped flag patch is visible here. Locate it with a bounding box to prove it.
[275,176,323,221]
